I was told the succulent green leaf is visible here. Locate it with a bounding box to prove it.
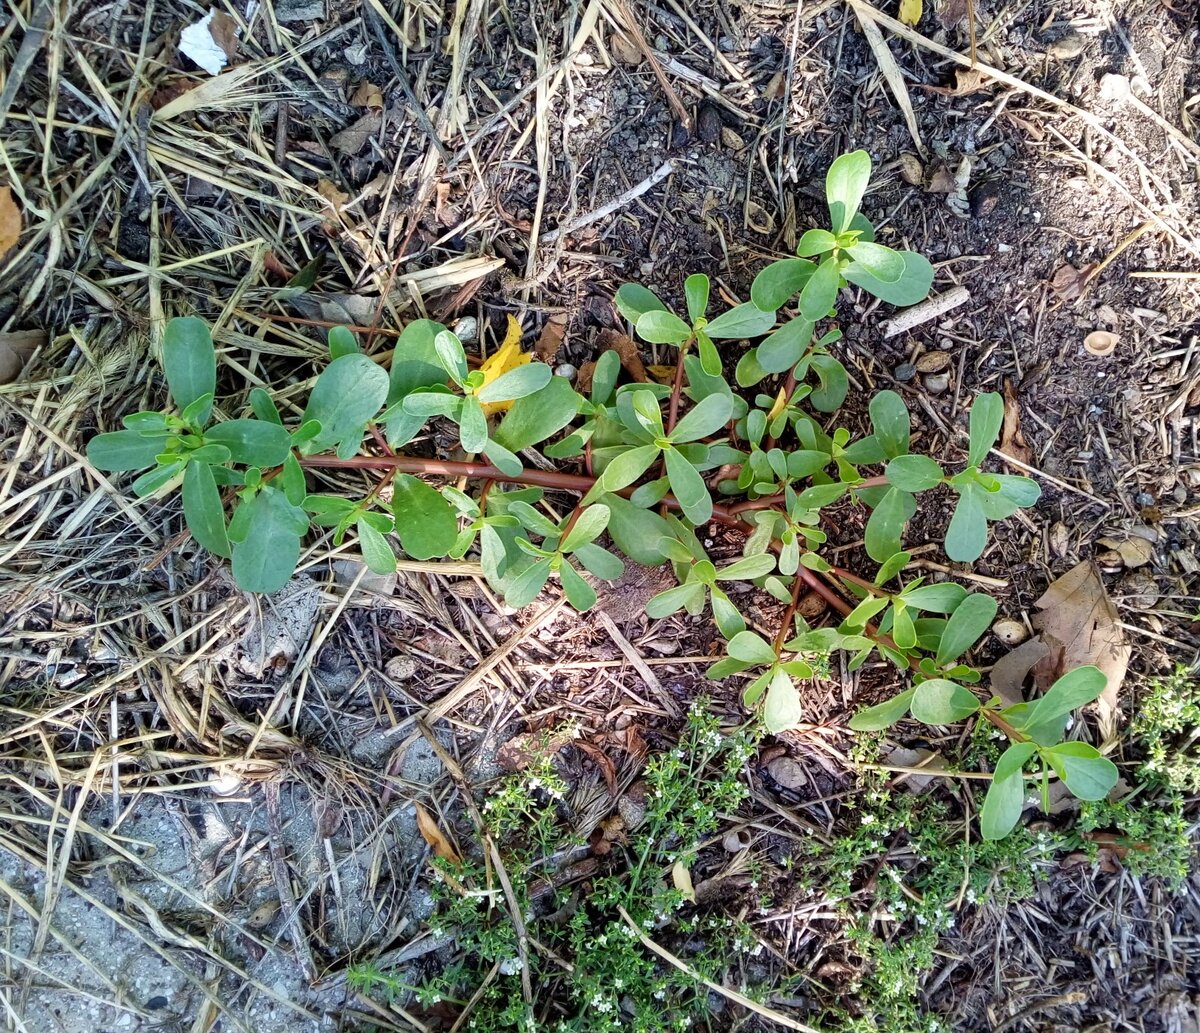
[886,454,945,492]
[798,256,841,321]
[825,150,872,234]
[911,679,981,724]
[391,474,457,560]
[1041,741,1118,802]
[636,310,692,345]
[797,228,839,257]
[670,392,733,443]
[573,543,625,580]
[614,284,668,323]
[684,273,710,323]
[249,388,283,425]
[87,429,171,472]
[476,362,553,404]
[204,420,292,466]
[980,741,1037,840]
[599,494,672,566]
[163,317,217,423]
[434,330,468,383]
[869,391,910,458]
[935,592,998,666]
[588,444,660,502]
[848,687,916,731]
[646,581,706,619]
[1022,665,1109,730]
[865,486,910,562]
[845,241,904,283]
[183,460,230,558]
[945,482,989,562]
[558,560,597,611]
[458,396,488,453]
[842,251,933,306]
[968,392,1004,468]
[808,353,849,412]
[328,326,358,358]
[664,447,712,525]
[704,302,776,340]
[751,258,816,312]
[357,517,397,574]
[229,486,308,593]
[727,630,777,665]
[715,554,776,581]
[505,558,553,609]
[900,582,968,613]
[301,354,388,457]
[756,317,814,374]
[561,504,610,553]
[763,669,803,732]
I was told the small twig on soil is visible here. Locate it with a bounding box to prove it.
[881,286,970,339]
[609,0,692,131]
[595,610,681,718]
[540,160,675,243]
[616,906,822,1033]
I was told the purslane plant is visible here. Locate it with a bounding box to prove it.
[87,151,1117,838]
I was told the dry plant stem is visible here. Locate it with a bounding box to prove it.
[774,575,806,653]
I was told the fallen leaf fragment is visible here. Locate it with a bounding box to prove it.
[1031,561,1129,741]
[885,746,945,793]
[921,67,989,96]
[478,315,533,415]
[574,740,619,797]
[179,10,235,76]
[671,860,696,903]
[0,186,21,257]
[898,0,922,26]
[609,31,641,65]
[317,178,349,213]
[597,328,647,383]
[534,317,566,364]
[1096,529,1155,569]
[415,802,461,864]
[1000,378,1033,467]
[330,112,382,155]
[989,637,1051,707]
[350,81,384,110]
[1049,262,1098,301]
[0,329,44,384]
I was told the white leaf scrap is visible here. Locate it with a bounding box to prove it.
[180,11,229,76]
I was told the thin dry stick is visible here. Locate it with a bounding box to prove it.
[594,610,681,718]
[610,0,691,129]
[851,5,925,156]
[540,160,675,242]
[881,286,970,338]
[264,782,317,982]
[616,906,823,1032]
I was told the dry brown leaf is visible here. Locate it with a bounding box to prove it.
[609,31,641,65]
[647,364,675,384]
[534,318,566,364]
[350,81,384,110]
[1031,561,1129,741]
[574,740,619,797]
[496,727,574,772]
[574,359,596,396]
[922,67,989,96]
[1049,262,1097,301]
[885,746,945,793]
[596,328,647,383]
[936,0,970,27]
[1000,378,1033,467]
[989,637,1051,707]
[671,860,696,903]
[414,802,461,864]
[317,178,349,211]
[1097,528,1156,569]
[589,813,627,856]
[0,329,44,385]
[0,186,21,257]
[209,11,240,61]
[330,112,382,154]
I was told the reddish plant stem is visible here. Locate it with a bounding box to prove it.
[773,574,806,654]
[762,371,796,453]
[664,340,693,436]
[725,474,889,516]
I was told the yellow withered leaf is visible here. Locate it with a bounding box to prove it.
[478,314,532,414]
[415,802,461,864]
[898,0,922,25]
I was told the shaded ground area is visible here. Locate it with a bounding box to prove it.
[1,0,1199,1029]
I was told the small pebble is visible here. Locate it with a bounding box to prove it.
[722,829,753,852]
[385,655,419,682]
[923,371,951,395]
[452,316,478,344]
[669,119,690,149]
[894,362,917,383]
[697,103,722,143]
[554,362,577,381]
[719,126,744,150]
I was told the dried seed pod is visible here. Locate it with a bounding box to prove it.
[898,152,924,185]
[1084,330,1118,356]
[915,350,951,373]
[992,619,1028,646]
[720,126,745,150]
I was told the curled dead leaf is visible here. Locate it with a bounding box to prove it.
[914,350,950,373]
[1031,561,1129,742]
[330,112,382,155]
[671,860,696,903]
[414,802,461,864]
[0,186,21,257]
[0,329,44,385]
[534,317,566,364]
[350,81,384,110]
[596,328,647,383]
[765,756,808,789]
[722,829,752,852]
[1049,262,1097,300]
[1000,378,1033,467]
[609,31,641,65]
[1096,529,1155,569]
[989,637,1051,708]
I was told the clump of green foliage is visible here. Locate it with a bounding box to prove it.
[87,151,1117,837]
[350,705,760,1032]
